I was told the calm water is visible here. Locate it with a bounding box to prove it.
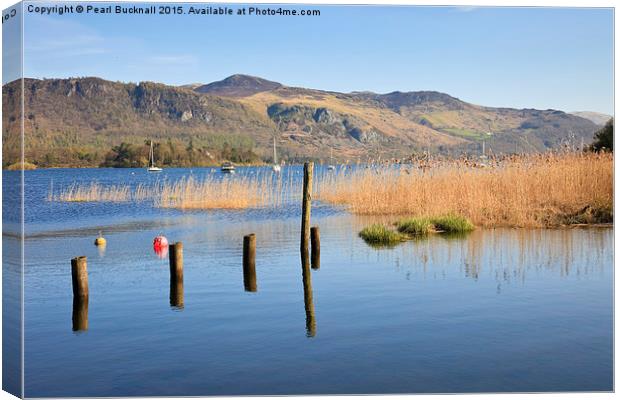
[2,167,614,397]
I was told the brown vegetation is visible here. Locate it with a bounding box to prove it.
[50,152,612,228]
[317,152,613,228]
[156,175,282,209]
[52,172,297,210]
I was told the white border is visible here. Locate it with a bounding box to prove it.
[0,1,616,400]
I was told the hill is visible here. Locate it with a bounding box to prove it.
[195,74,282,97]
[2,75,601,167]
[570,111,612,126]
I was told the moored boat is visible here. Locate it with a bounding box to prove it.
[221,161,236,173]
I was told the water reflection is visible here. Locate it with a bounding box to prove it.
[169,275,184,309]
[97,243,107,258]
[154,244,169,259]
[368,228,611,287]
[301,252,316,338]
[243,265,257,292]
[72,297,88,332]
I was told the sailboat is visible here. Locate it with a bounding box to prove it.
[327,148,336,171]
[147,140,162,172]
[272,137,281,173]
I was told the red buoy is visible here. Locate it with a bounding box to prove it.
[153,235,169,259]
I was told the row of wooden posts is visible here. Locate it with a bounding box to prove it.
[71,162,320,336]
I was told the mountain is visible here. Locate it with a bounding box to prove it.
[2,74,601,167]
[195,74,282,97]
[570,111,612,126]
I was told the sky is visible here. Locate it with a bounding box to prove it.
[3,2,615,114]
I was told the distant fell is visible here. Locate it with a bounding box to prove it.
[570,111,612,126]
[2,75,602,168]
[195,74,283,97]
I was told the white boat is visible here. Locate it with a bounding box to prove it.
[327,148,336,171]
[147,140,162,172]
[272,137,281,173]
[221,161,235,173]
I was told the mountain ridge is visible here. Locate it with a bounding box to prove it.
[2,74,602,167]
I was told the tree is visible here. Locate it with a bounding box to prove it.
[591,118,613,152]
[101,142,142,167]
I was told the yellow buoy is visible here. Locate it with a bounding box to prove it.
[94,231,106,246]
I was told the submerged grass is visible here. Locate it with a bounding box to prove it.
[397,217,433,235]
[362,214,474,247]
[359,224,404,246]
[396,214,474,235]
[430,214,475,233]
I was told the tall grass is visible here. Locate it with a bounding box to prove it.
[54,183,132,202]
[52,171,299,209]
[156,175,280,209]
[318,152,613,228]
[51,152,612,227]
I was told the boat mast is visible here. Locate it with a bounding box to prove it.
[273,137,278,165]
[150,140,154,167]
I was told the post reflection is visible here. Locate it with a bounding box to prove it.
[243,267,257,292]
[169,275,184,309]
[72,297,89,332]
[301,252,316,337]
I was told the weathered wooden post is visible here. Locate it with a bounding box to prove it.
[169,242,183,280]
[243,234,257,292]
[71,256,89,298]
[72,297,89,332]
[169,242,184,309]
[301,162,314,260]
[311,226,320,270]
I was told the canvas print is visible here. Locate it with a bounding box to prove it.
[1,2,614,398]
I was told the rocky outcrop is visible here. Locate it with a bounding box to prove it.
[267,103,384,143]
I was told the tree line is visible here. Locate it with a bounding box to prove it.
[100,138,261,168]
[9,136,263,169]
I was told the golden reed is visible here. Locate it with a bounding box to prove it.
[51,152,612,227]
[317,152,613,228]
[52,172,297,209]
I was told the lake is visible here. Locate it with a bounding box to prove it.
[2,167,613,397]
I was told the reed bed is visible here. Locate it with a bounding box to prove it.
[317,152,613,228]
[156,175,287,209]
[52,171,300,210]
[53,182,133,202]
[51,152,613,227]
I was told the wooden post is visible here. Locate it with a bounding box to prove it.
[71,256,89,298]
[301,162,314,259]
[169,242,184,309]
[72,297,88,332]
[169,242,183,281]
[311,226,320,270]
[243,234,257,292]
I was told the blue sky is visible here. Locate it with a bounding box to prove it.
[5,3,615,113]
